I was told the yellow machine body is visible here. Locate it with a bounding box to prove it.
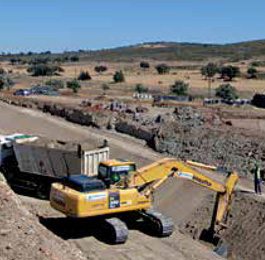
[50,184,151,218]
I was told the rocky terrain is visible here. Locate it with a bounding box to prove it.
[1,97,265,260]
[1,94,265,176]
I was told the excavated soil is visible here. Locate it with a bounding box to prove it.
[0,181,89,260]
[180,191,265,260]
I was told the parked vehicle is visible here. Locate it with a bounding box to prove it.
[30,85,60,95]
[13,89,31,96]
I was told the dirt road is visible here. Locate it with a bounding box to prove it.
[0,101,224,260]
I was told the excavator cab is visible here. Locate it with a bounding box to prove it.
[97,159,136,187]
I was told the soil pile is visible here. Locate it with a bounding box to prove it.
[180,191,265,260]
[0,180,90,260]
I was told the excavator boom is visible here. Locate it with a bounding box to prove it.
[129,158,238,233]
[130,158,226,192]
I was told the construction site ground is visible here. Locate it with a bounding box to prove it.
[0,100,265,260]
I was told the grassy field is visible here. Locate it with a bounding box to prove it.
[2,58,265,100]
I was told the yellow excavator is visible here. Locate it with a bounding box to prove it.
[50,158,238,244]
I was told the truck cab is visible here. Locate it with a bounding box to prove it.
[0,136,13,167]
[0,133,36,168]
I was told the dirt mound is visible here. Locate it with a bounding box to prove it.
[0,181,89,260]
[180,191,265,260]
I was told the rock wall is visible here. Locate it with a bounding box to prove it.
[0,95,113,129]
[115,120,155,145]
[1,95,264,176]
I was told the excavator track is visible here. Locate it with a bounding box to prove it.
[140,208,174,237]
[104,217,129,244]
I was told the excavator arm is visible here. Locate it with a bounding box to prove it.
[129,158,238,234]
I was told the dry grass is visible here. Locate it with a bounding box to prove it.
[1,60,265,98]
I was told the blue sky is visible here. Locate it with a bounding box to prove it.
[0,0,265,53]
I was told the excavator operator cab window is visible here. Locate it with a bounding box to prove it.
[98,163,136,186]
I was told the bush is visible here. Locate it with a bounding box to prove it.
[101,83,110,94]
[156,64,170,74]
[94,66,108,73]
[10,58,22,65]
[0,76,14,90]
[220,66,240,81]
[170,80,189,95]
[215,84,238,100]
[0,78,4,90]
[27,65,63,76]
[251,61,265,67]
[45,79,64,90]
[78,71,91,81]
[67,79,81,93]
[113,71,125,83]
[247,67,258,79]
[0,68,6,75]
[70,56,79,62]
[134,84,149,94]
[140,61,150,69]
[29,57,50,65]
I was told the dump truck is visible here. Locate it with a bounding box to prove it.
[50,158,238,244]
[0,133,109,197]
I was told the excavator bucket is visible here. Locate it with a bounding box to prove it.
[200,171,238,246]
[215,171,238,226]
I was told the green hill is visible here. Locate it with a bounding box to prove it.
[77,39,265,62]
[2,39,265,62]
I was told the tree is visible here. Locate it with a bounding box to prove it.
[215,84,238,100]
[27,64,63,76]
[134,84,149,94]
[67,79,81,93]
[140,61,150,69]
[247,67,258,79]
[113,71,125,83]
[220,66,240,81]
[45,79,64,90]
[201,63,218,98]
[94,66,108,74]
[0,76,14,90]
[0,68,6,75]
[155,64,170,74]
[70,56,79,62]
[101,83,110,95]
[78,71,91,81]
[170,80,189,95]
[0,78,4,90]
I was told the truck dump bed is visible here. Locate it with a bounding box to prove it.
[12,137,109,178]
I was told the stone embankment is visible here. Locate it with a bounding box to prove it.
[1,95,264,176]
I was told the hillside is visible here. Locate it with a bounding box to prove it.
[82,39,265,62]
[2,39,265,62]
